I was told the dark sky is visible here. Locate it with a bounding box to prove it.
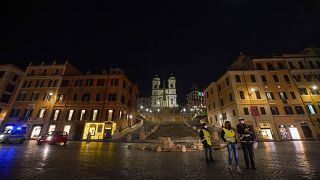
[1,1,320,104]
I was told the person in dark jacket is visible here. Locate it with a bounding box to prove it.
[236,117,256,170]
[199,123,214,163]
[221,121,242,172]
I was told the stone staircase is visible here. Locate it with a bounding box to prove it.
[147,121,199,142]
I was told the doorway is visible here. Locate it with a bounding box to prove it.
[300,123,313,139]
[30,125,42,139]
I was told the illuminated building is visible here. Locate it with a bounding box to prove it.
[1,62,138,140]
[205,47,320,141]
[0,64,24,126]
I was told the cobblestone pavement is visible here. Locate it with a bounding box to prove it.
[0,141,319,180]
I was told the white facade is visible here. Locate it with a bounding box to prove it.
[151,75,178,108]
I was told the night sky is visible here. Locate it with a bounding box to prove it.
[1,1,320,104]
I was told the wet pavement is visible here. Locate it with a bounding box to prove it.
[0,141,319,179]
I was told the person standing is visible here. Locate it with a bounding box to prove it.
[221,121,242,172]
[236,117,256,170]
[199,123,214,163]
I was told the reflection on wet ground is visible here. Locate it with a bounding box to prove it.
[0,141,319,179]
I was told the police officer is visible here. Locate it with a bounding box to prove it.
[236,117,256,170]
[199,123,214,163]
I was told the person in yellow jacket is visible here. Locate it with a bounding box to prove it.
[199,123,214,163]
[221,121,242,172]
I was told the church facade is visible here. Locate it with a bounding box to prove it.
[151,74,178,109]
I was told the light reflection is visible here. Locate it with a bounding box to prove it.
[292,141,312,176]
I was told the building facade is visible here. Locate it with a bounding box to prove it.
[151,74,178,109]
[186,90,206,115]
[1,62,138,140]
[205,47,320,141]
[0,65,24,126]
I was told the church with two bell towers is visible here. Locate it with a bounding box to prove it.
[151,74,179,109]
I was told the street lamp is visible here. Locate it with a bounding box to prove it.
[129,115,133,127]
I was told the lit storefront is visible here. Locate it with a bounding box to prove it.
[258,123,273,140]
[30,125,42,139]
[289,125,301,140]
[82,122,117,140]
[279,125,290,140]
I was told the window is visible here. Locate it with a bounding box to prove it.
[43,93,51,101]
[5,83,15,93]
[298,61,305,69]
[295,106,305,114]
[111,79,118,86]
[215,115,217,121]
[54,69,60,75]
[30,93,40,101]
[48,80,57,87]
[226,78,229,86]
[218,84,221,92]
[267,63,275,70]
[284,106,294,115]
[243,107,250,115]
[220,98,224,106]
[265,92,275,100]
[61,80,70,87]
[309,61,316,69]
[107,110,114,121]
[35,80,44,87]
[239,91,245,99]
[42,69,47,76]
[254,91,261,99]
[259,107,266,115]
[79,110,86,121]
[290,91,297,99]
[108,94,117,101]
[222,113,227,120]
[293,75,302,82]
[277,63,285,69]
[283,75,290,83]
[298,88,308,95]
[270,106,280,115]
[261,75,267,83]
[38,108,46,118]
[96,94,102,101]
[52,110,60,120]
[317,61,320,68]
[97,79,105,86]
[232,109,236,116]
[23,108,33,118]
[10,108,20,117]
[92,110,98,121]
[250,75,256,82]
[121,95,126,104]
[122,80,127,89]
[235,75,241,83]
[303,74,313,82]
[310,87,320,95]
[229,93,233,101]
[82,94,90,102]
[67,110,74,120]
[272,75,279,82]
[278,92,288,100]
[16,93,27,101]
[74,80,83,87]
[57,94,64,102]
[1,93,11,103]
[288,62,295,69]
[306,104,317,114]
[256,63,264,70]
[73,94,77,101]
[86,79,93,86]
[48,125,56,133]
[0,71,5,78]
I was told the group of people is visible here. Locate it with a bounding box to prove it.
[199,117,256,172]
